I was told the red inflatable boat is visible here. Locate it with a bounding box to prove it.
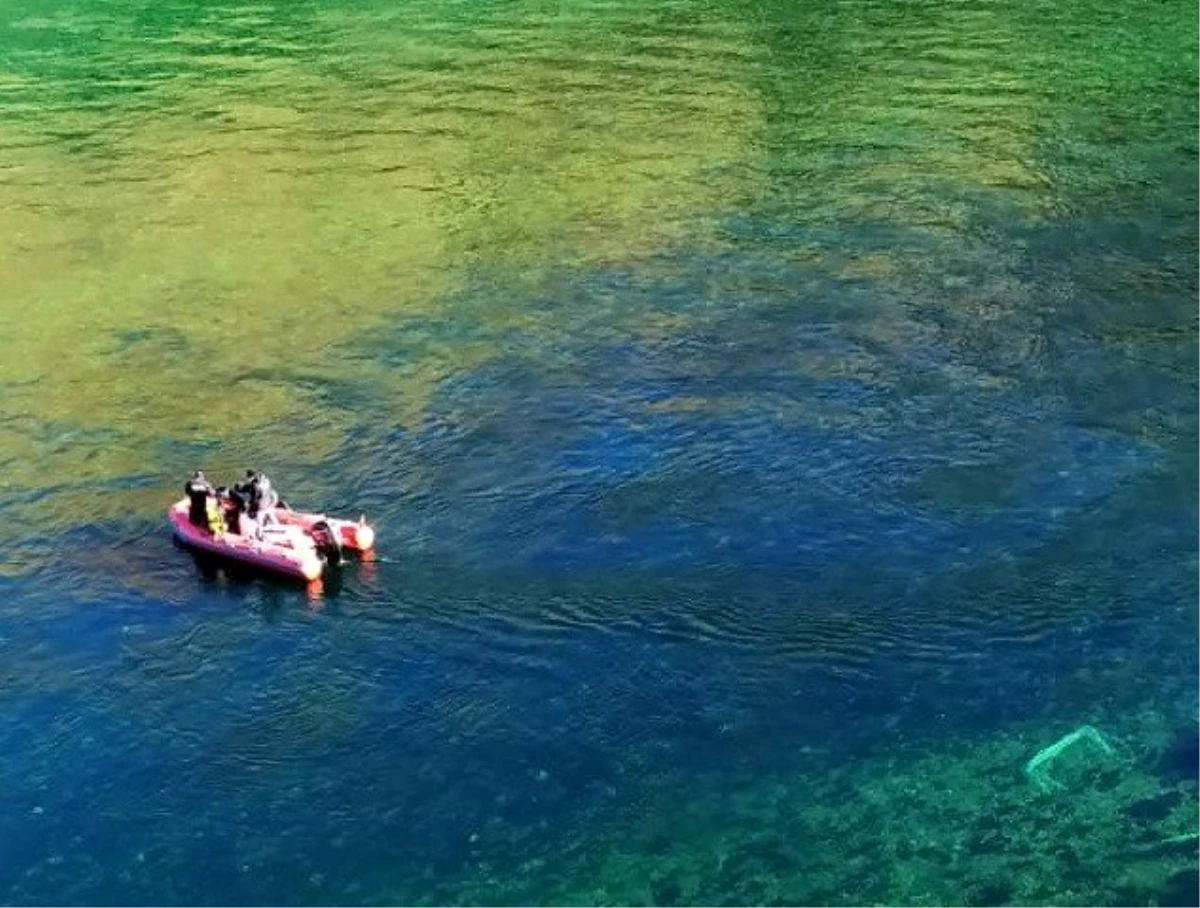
[169,498,376,582]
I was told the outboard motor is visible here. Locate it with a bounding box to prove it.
[310,520,344,568]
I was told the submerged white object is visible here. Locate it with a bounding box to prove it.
[1024,724,1115,792]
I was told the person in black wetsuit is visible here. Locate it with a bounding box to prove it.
[184,471,214,528]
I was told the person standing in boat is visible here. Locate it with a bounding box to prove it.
[184,471,214,529]
[257,472,280,518]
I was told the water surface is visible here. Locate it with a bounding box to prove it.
[0,0,1196,904]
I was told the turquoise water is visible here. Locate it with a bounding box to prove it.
[0,0,1196,904]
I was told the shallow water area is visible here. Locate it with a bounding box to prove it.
[0,0,1196,904]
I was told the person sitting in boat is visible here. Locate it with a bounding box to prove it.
[239,469,280,523]
[183,471,214,529]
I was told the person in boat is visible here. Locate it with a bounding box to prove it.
[233,470,258,513]
[215,486,242,536]
[238,469,281,524]
[183,471,214,529]
[257,471,280,517]
[232,490,261,539]
[228,473,257,537]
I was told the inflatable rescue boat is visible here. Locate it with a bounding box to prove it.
[169,498,376,582]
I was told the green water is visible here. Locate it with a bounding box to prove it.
[1,0,1196,904]
[1,0,756,506]
[3,0,1188,511]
